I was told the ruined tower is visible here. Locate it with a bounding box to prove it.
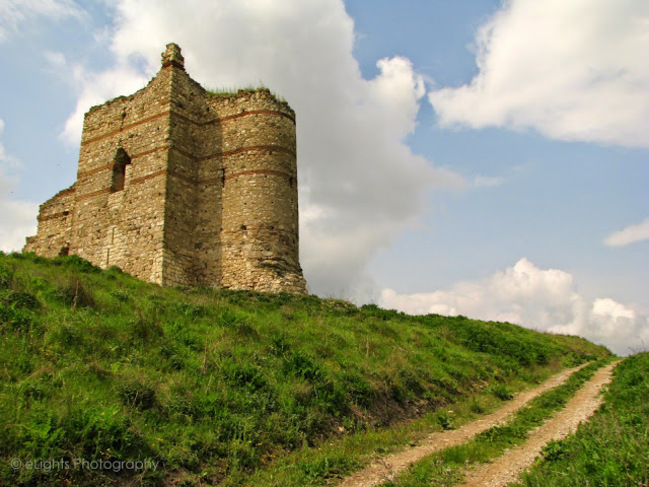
[24,43,307,294]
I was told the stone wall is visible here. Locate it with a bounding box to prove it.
[24,43,307,294]
[209,91,304,293]
[24,185,76,258]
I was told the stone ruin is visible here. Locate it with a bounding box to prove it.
[25,43,307,294]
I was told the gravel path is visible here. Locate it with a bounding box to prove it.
[457,361,618,487]
[336,364,588,487]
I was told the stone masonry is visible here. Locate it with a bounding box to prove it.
[24,43,307,294]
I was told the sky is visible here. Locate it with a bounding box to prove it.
[0,0,647,355]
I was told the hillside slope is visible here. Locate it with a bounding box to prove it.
[514,352,649,486]
[0,252,610,486]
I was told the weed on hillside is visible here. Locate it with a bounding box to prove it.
[514,352,649,487]
[0,252,611,486]
[378,360,610,487]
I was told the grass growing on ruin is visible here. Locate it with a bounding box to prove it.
[207,85,289,104]
[0,252,610,486]
[513,352,649,487]
[378,360,610,487]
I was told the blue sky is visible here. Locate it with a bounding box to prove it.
[0,0,647,355]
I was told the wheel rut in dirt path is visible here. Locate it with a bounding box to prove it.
[457,360,619,487]
[336,364,589,487]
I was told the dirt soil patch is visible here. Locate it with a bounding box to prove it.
[457,361,618,487]
[336,364,590,487]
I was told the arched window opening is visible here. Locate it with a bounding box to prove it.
[111,148,131,192]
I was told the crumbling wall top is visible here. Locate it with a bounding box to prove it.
[162,43,185,70]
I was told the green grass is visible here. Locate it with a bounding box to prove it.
[513,352,649,487]
[0,252,611,486]
[232,367,546,487]
[378,360,612,487]
[206,85,290,105]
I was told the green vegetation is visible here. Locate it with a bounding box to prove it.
[234,364,558,487]
[379,360,610,486]
[0,252,610,486]
[207,85,289,105]
[514,352,649,487]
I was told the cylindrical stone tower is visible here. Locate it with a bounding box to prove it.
[215,89,307,293]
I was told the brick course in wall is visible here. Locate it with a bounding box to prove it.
[24,43,307,294]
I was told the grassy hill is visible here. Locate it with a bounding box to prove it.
[514,352,649,486]
[0,252,610,486]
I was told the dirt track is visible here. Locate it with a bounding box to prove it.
[336,364,594,487]
[457,361,618,487]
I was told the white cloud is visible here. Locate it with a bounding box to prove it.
[0,119,19,170]
[429,0,649,148]
[472,175,505,188]
[381,258,649,355]
[0,194,39,253]
[0,0,84,42]
[60,0,467,300]
[0,119,38,252]
[60,62,149,144]
[0,120,6,160]
[604,217,649,247]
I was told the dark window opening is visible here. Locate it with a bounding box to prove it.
[289,177,295,188]
[58,246,69,257]
[111,148,131,192]
[221,169,226,187]
[240,224,247,230]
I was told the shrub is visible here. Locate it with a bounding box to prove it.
[436,410,455,430]
[53,255,101,273]
[283,350,323,382]
[49,278,96,309]
[489,383,514,401]
[0,264,13,288]
[119,380,157,410]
